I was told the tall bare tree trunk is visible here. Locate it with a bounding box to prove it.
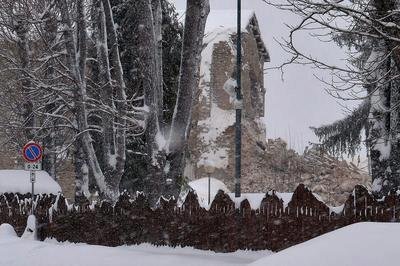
[74,141,90,198]
[166,0,210,198]
[95,0,117,180]
[152,0,163,123]
[42,11,58,179]
[14,15,35,141]
[99,0,128,192]
[58,0,115,202]
[132,0,165,205]
[57,0,129,202]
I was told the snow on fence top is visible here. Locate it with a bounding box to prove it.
[188,177,230,207]
[187,177,343,213]
[0,170,61,195]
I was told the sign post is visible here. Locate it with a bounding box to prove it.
[22,141,43,214]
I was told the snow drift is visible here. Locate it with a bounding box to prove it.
[0,170,61,195]
[0,223,17,241]
[250,222,400,266]
[0,223,271,266]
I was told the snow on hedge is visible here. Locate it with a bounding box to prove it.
[188,177,230,208]
[187,178,343,211]
[0,170,61,195]
[250,222,400,266]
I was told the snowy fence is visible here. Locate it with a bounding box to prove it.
[1,184,399,252]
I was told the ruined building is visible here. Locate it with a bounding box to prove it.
[0,10,370,205]
[185,10,269,189]
[185,11,370,205]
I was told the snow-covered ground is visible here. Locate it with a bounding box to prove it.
[0,170,61,194]
[250,222,400,266]
[1,222,399,266]
[0,223,272,266]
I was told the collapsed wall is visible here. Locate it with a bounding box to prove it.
[185,11,370,206]
[247,139,371,205]
[185,10,269,192]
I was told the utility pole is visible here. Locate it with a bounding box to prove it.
[235,0,242,198]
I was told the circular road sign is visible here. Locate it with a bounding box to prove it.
[22,142,43,163]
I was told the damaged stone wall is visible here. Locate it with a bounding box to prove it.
[186,17,268,191]
[186,14,371,206]
[247,139,371,205]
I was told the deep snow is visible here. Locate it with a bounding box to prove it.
[1,222,399,266]
[0,223,272,266]
[0,170,61,194]
[250,222,400,266]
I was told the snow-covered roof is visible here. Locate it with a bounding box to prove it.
[0,170,61,195]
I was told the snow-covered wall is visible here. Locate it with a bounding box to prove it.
[186,11,268,189]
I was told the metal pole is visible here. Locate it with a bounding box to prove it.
[235,0,242,198]
[31,171,35,215]
[208,175,211,205]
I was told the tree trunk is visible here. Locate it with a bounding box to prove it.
[369,46,392,197]
[152,0,164,123]
[74,141,90,198]
[101,0,128,193]
[58,0,117,202]
[14,16,35,141]
[388,58,400,194]
[131,0,166,205]
[41,10,58,179]
[95,0,117,180]
[370,0,400,196]
[166,0,210,198]
[382,0,400,194]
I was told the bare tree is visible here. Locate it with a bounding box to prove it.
[0,0,70,179]
[0,0,210,204]
[166,0,210,198]
[121,0,210,203]
[3,0,144,202]
[55,0,139,202]
[264,0,400,195]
